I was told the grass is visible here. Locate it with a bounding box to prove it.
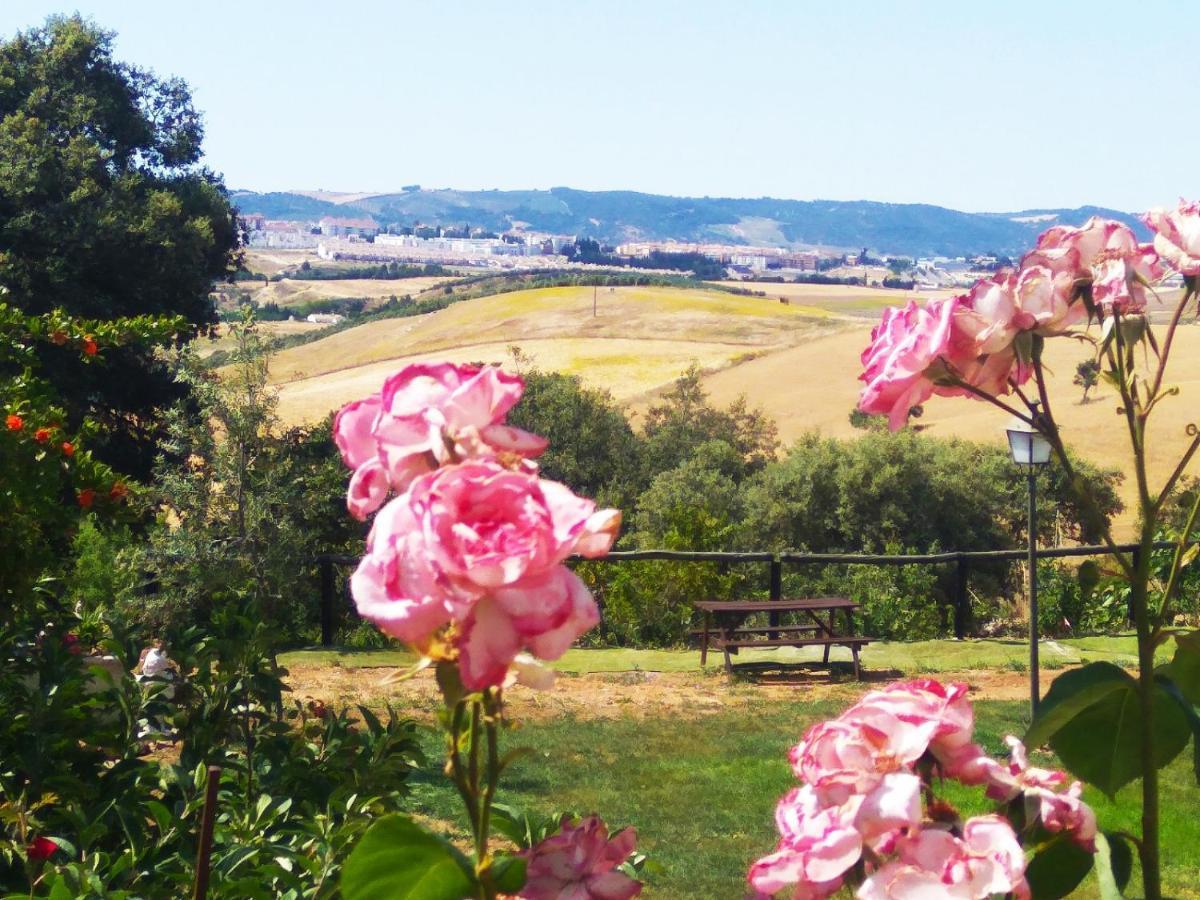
[400,698,1200,898]
[283,640,1200,895]
[280,634,1156,675]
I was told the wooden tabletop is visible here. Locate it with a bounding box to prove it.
[694,597,858,613]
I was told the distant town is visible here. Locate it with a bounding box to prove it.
[238,213,1058,291]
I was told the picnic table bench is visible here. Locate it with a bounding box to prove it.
[694,597,870,678]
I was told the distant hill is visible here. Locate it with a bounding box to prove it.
[229,187,1148,258]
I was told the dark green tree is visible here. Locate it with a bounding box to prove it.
[639,365,779,480]
[1074,358,1101,403]
[0,16,240,477]
[503,362,644,509]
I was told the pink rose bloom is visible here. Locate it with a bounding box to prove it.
[1024,217,1162,314]
[748,786,862,898]
[350,461,619,688]
[791,715,934,805]
[857,818,1029,900]
[1144,199,1200,276]
[858,298,959,430]
[519,815,642,900]
[983,737,1097,852]
[951,276,1022,354]
[333,363,548,519]
[1037,781,1098,852]
[1013,265,1084,334]
[848,679,975,766]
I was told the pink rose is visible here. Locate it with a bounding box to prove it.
[1024,217,1162,314]
[849,679,975,765]
[1144,199,1200,276]
[983,737,1097,851]
[951,276,1022,354]
[748,786,862,898]
[332,363,548,519]
[457,566,600,690]
[1014,265,1084,335]
[409,461,614,594]
[858,298,959,430]
[857,818,1029,900]
[350,461,619,688]
[791,715,934,804]
[520,815,642,900]
[1037,781,1098,852]
[374,362,544,469]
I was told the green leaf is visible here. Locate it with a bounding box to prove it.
[341,814,477,900]
[489,854,528,893]
[1155,674,1200,783]
[1025,837,1094,899]
[1094,832,1134,899]
[1167,629,1200,705]
[1026,662,1191,797]
[1025,662,1134,749]
[489,803,533,848]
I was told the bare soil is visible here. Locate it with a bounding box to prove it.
[284,663,1051,725]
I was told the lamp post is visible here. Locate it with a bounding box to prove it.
[1006,414,1052,714]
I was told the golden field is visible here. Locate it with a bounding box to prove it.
[236,280,1200,535]
[265,284,846,422]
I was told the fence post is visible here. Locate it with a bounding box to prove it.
[953,555,970,639]
[319,556,335,647]
[769,556,782,639]
[1127,547,1140,625]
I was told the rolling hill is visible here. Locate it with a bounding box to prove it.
[230,187,1149,258]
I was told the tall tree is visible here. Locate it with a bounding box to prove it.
[0,15,240,476]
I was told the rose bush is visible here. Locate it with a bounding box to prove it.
[855,203,1200,900]
[750,679,1099,900]
[335,362,640,899]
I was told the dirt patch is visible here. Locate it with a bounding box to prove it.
[285,663,1061,724]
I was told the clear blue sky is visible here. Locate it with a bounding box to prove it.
[3,0,1197,212]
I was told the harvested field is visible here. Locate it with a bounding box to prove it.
[709,280,958,316]
[266,284,843,423]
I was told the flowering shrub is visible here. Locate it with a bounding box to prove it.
[855,201,1200,900]
[0,301,184,609]
[334,363,641,899]
[750,680,1100,899]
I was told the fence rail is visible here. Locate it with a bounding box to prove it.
[315,542,1183,647]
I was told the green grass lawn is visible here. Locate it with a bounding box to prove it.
[281,633,1155,675]
[285,638,1197,896]
[402,699,1200,899]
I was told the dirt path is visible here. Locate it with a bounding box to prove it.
[286,663,1050,724]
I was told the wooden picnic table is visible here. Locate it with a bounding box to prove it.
[694,597,870,678]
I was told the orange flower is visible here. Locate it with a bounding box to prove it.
[50,330,68,345]
[108,482,128,501]
[5,414,22,432]
[61,441,75,457]
[77,488,95,509]
[82,335,98,356]
[34,427,51,443]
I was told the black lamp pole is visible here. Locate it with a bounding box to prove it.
[1027,466,1039,715]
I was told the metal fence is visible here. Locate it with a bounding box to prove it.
[314,543,1175,647]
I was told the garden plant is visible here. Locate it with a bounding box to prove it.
[332,362,643,898]
[851,201,1200,898]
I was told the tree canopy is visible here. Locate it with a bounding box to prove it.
[0,15,240,476]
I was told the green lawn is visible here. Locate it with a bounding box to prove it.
[281,633,1154,675]
[403,699,1200,899]
[283,638,1198,897]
